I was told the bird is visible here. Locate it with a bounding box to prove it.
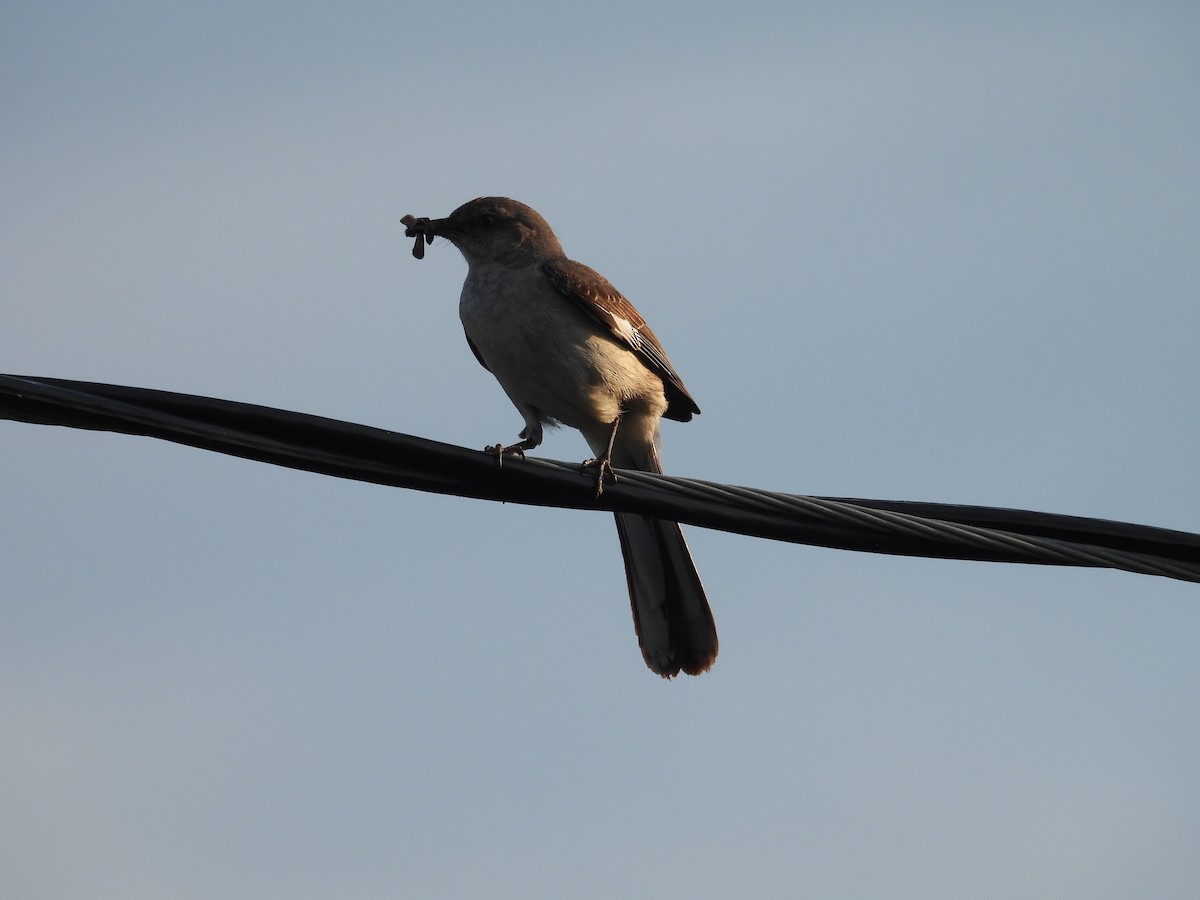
[402,197,717,677]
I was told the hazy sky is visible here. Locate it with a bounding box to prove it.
[3,3,1198,898]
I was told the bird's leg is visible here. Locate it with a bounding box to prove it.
[581,416,621,497]
[485,421,542,469]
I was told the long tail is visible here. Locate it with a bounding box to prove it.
[602,436,718,677]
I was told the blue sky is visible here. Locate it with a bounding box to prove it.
[3,3,1199,898]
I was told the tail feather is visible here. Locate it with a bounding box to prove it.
[599,430,718,677]
[613,512,718,676]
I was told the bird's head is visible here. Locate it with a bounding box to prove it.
[403,197,564,267]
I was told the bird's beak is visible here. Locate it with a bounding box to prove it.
[403,214,455,234]
[424,216,456,237]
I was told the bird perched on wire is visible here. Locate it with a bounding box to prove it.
[402,197,717,677]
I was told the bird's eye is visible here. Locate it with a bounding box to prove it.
[478,213,497,227]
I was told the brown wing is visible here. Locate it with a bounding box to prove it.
[541,258,700,422]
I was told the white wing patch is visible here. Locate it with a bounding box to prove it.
[610,314,638,344]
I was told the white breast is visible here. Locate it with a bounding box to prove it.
[459,264,666,432]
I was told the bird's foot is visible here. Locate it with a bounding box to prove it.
[485,442,528,469]
[580,456,617,498]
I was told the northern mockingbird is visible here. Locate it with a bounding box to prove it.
[402,197,718,677]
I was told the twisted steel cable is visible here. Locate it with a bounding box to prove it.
[3,374,1198,583]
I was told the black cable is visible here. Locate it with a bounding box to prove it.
[3,374,1198,583]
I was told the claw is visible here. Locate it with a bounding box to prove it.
[580,456,617,497]
[485,443,526,470]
